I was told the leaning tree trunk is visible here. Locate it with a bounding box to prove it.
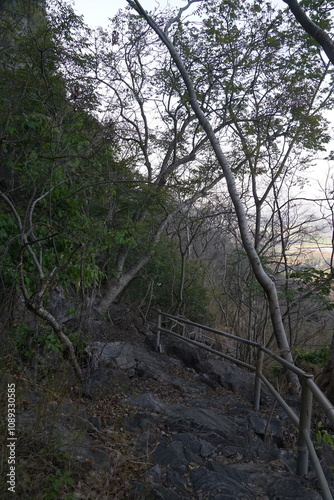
[97,176,223,315]
[127,0,301,395]
[26,301,83,381]
[96,254,152,315]
[283,0,334,66]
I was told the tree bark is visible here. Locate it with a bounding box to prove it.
[27,302,83,381]
[96,253,152,315]
[127,0,301,394]
[283,0,334,65]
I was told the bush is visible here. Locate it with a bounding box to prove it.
[295,346,329,366]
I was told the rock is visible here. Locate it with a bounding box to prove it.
[77,338,331,498]
[124,412,160,433]
[208,461,273,485]
[126,392,166,412]
[143,464,163,483]
[166,469,189,495]
[56,423,109,468]
[48,284,78,324]
[190,468,253,499]
[107,303,131,328]
[197,358,256,400]
[164,341,208,370]
[82,367,130,399]
[266,475,322,500]
[248,412,283,446]
[16,324,332,500]
[90,341,138,370]
[153,440,189,467]
[164,405,241,439]
[130,482,180,500]
[18,399,109,470]
[172,433,215,459]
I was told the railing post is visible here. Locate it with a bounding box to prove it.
[155,312,162,352]
[297,374,314,476]
[254,347,264,410]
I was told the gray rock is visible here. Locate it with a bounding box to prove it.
[143,464,163,483]
[153,440,189,467]
[90,341,138,370]
[172,433,215,459]
[191,468,253,499]
[124,412,159,433]
[197,358,256,399]
[82,367,130,398]
[126,393,166,412]
[130,483,181,500]
[78,339,329,500]
[18,400,109,470]
[166,469,189,495]
[56,424,108,468]
[266,475,323,500]
[208,461,272,484]
[248,412,283,446]
[164,342,207,370]
[164,405,244,443]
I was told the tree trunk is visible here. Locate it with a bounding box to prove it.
[96,253,152,315]
[127,0,301,394]
[29,303,83,381]
[283,0,334,65]
[97,176,223,315]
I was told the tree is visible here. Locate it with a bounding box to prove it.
[125,0,334,393]
[0,0,113,378]
[283,0,334,64]
[87,8,226,314]
[282,0,334,400]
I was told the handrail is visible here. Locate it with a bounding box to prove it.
[156,311,334,500]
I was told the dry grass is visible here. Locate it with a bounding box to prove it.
[0,353,154,500]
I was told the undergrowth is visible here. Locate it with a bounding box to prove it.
[0,341,153,499]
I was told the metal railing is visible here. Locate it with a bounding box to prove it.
[156,311,334,500]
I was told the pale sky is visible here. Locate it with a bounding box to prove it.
[72,0,184,28]
[72,0,288,28]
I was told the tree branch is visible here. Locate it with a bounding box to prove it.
[283,0,334,64]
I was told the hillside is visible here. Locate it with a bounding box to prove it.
[2,309,333,499]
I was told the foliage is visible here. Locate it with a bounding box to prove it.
[1,0,334,382]
[124,236,212,323]
[290,268,333,297]
[295,346,329,366]
[10,323,36,361]
[316,421,334,452]
[45,470,75,500]
[181,259,214,325]
[0,0,167,303]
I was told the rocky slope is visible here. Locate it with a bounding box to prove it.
[15,319,334,499]
[77,331,332,499]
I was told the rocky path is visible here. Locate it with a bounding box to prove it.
[79,338,333,499]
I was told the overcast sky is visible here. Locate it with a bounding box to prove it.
[72,0,183,28]
[72,0,288,28]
